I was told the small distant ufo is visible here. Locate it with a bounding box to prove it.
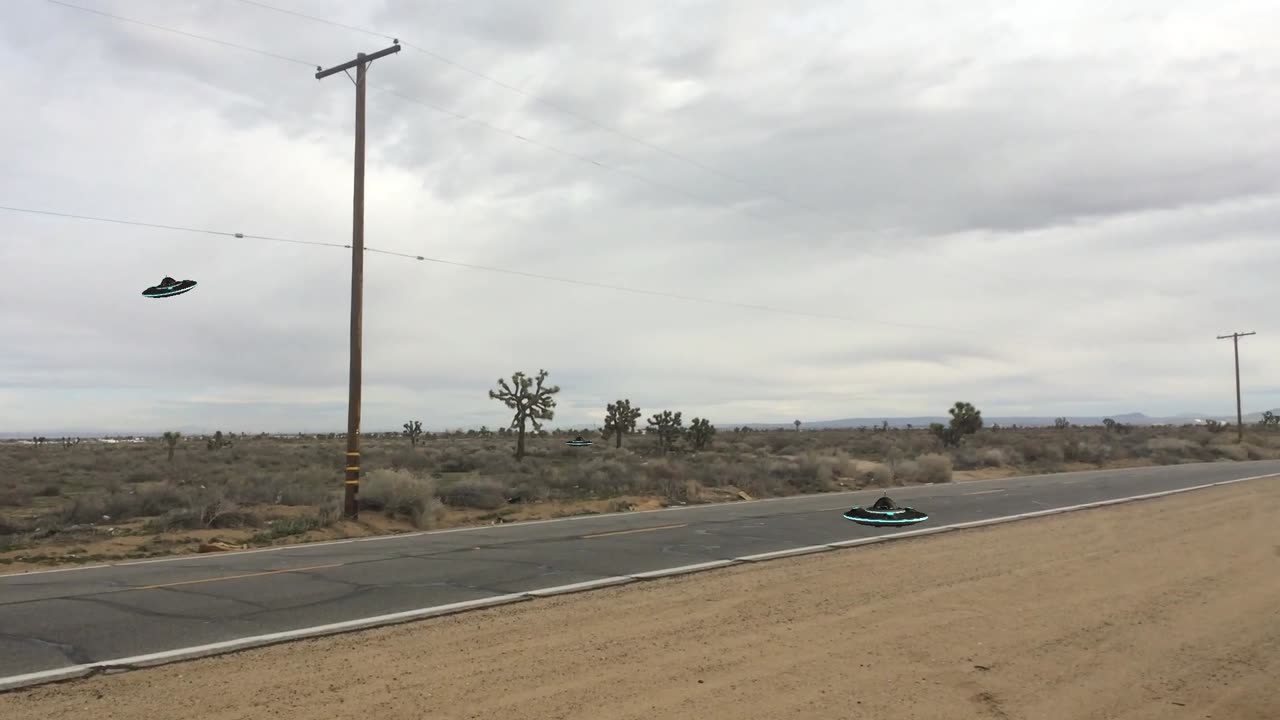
[843,495,929,527]
[142,276,197,298]
[565,435,593,447]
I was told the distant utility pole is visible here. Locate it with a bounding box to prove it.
[1216,331,1256,443]
[315,41,401,520]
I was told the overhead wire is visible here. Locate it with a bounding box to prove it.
[0,203,953,332]
[230,0,849,221]
[0,205,348,250]
[46,0,895,258]
[44,0,316,68]
[29,1,948,332]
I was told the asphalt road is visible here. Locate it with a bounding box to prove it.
[2,460,1278,684]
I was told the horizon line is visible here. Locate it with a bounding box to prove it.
[5,409,1278,438]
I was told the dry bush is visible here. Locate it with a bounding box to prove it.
[907,453,953,484]
[437,477,508,510]
[360,468,441,529]
[4,421,1279,558]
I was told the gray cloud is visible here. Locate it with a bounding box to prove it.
[2,0,1278,434]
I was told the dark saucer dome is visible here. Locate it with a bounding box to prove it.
[842,495,929,526]
[143,277,197,298]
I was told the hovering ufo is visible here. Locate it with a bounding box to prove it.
[843,495,929,527]
[142,276,197,298]
[565,435,593,447]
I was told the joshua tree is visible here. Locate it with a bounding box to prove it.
[489,369,560,461]
[949,401,984,435]
[647,410,684,452]
[602,399,642,449]
[1054,417,1070,430]
[931,401,983,447]
[1260,411,1278,427]
[163,431,181,462]
[794,419,801,432]
[688,417,716,450]
[403,420,423,446]
[206,430,232,451]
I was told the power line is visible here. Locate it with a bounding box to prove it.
[1,203,952,332]
[45,0,315,68]
[0,205,349,250]
[230,0,847,222]
[45,0,896,258]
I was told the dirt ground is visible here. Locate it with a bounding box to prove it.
[3,479,1278,720]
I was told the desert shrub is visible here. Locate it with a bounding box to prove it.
[225,467,335,507]
[124,468,163,484]
[687,457,735,488]
[435,449,485,473]
[606,498,636,513]
[1211,444,1250,461]
[383,447,434,473]
[909,453,953,484]
[1011,439,1065,467]
[58,487,190,525]
[857,462,893,488]
[979,447,1014,467]
[562,457,635,498]
[768,455,838,494]
[1063,441,1111,465]
[949,446,982,470]
[360,469,440,528]
[0,516,27,536]
[249,508,337,543]
[505,477,551,504]
[733,462,788,497]
[1143,437,1196,456]
[437,477,508,510]
[0,490,29,508]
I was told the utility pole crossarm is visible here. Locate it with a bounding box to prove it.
[315,42,400,79]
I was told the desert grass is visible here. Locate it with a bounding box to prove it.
[2,422,1278,567]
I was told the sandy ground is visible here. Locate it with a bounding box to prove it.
[3,479,1278,720]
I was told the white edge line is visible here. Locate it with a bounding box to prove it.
[736,545,832,562]
[627,560,739,579]
[0,472,1275,694]
[8,460,1269,579]
[524,576,634,597]
[0,592,533,693]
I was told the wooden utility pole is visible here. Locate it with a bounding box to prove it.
[1216,331,1256,444]
[316,42,401,519]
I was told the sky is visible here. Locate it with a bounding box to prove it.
[2,0,1279,434]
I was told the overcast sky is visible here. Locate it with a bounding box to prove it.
[2,0,1278,434]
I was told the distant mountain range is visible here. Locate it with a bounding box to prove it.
[735,410,1280,430]
[4,409,1278,439]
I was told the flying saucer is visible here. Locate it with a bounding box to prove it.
[843,495,929,527]
[565,435,593,447]
[142,276,197,298]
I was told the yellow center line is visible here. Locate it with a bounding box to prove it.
[134,562,345,591]
[583,523,688,539]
